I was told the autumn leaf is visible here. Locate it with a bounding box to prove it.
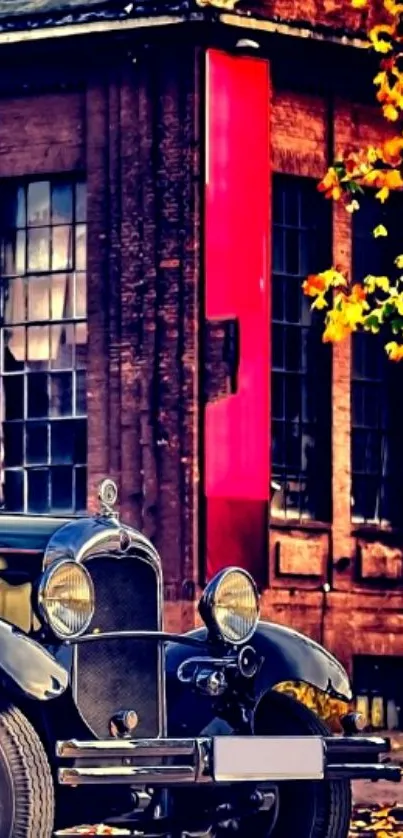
[373,224,388,236]
[376,185,390,202]
[383,103,400,120]
[386,340,403,359]
[302,274,327,296]
[369,24,395,52]
[346,199,360,212]
[395,254,403,267]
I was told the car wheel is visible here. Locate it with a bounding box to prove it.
[0,702,54,838]
[229,693,352,838]
[255,693,351,838]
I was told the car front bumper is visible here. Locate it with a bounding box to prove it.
[56,735,401,786]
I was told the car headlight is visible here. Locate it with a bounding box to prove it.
[38,560,95,639]
[199,568,260,644]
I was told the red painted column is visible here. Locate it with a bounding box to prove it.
[204,49,271,586]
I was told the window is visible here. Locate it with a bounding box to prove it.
[351,193,403,527]
[0,179,87,514]
[353,655,403,731]
[271,175,332,522]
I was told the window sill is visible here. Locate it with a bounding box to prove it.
[270,517,331,534]
[352,523,402,539]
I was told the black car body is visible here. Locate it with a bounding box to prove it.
[0,479,399,838]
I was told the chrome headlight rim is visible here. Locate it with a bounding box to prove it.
[37,558,95,640]
[199,566,260,646]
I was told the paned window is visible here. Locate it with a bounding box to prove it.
[0,179,87,514]
[271,175,332,521]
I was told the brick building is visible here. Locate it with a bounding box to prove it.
[0,0,402,728]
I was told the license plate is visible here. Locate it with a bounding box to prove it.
[213,736,325,782]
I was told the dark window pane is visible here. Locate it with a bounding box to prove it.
[51,420,74,464]
[284,182,299,226]
[75,466,87,511]
[4,469,23,512]
[27,468,49,513]
[284,277,300,323]
[76,370,86,415]
[272,373,284,420]
[15,187,26,228]
[50,324,73,369]
[284,228,299,275]
[50,372,72,417]
[51,466,73,511]
[4,376,24,420]
[26,421,48,465]
[52,184,73,224]
[76,183,86,223]
[272,420,285,468]
[74,419,87,463]
[3,327,25,369]
[272,323,284,369]
[285,374,301,421]
[272,275,284,322]
[75,322,87,370]
[27,373,48,418]
[1,230,25,275]
[285,422,301,472]
[4,424,23,467]
[272,229,284,273]
[27,182,50,226]
[284,327,301,372]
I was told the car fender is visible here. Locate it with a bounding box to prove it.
[0,619,68,701]
[165,621,352,736]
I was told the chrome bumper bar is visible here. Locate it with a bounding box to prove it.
[57,735,401,786]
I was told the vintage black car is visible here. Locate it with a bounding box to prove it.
[0,478,399,838]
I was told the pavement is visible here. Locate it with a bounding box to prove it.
[353,731,403,807]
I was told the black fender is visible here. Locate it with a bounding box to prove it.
[0,619,68,701]
[165,621,352,737]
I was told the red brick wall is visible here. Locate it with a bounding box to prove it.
[83,52,201,614]
[0,90,85,176]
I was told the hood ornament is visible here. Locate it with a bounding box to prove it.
[98,478,119,518]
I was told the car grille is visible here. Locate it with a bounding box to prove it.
[75,552,161,739]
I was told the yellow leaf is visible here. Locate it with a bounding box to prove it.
[383,103,400,120]
[385,169,403,188]
[369,24,395,52]
[352,0,367,6]
[373,224,388,237]
[374,70,387,86]
[395,254,403,267]
[346,199,360,213]
[367,145,380,163]
[386,341,403,360]
[376,186,390,202]
[311,294,328,310]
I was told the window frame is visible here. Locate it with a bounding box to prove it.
[271,173,332,526]
[0,175,88,516]
[351,191,403,531]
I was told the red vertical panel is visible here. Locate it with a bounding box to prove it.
[205,49,271,585]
